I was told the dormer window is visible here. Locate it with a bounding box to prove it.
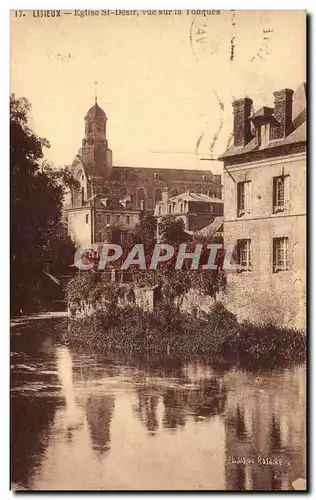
[261,123,269,147]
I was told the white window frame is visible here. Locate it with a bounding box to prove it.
[273,237,289,273]
[237,239,252,272]
[273,175,289,214]
[237,181,252,217]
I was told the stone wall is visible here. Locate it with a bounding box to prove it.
[222,151,306,330]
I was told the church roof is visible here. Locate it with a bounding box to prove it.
[85,101,107,119]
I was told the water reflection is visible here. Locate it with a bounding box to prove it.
[224,366,306,491]
[134,387,160,434]
[11,319,306,491]
[85,395,115,454]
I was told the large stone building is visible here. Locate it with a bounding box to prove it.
[219,84,306,329]
[65,98,222,247]
[154,188,223,234]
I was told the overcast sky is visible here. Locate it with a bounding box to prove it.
[11,10,306,173]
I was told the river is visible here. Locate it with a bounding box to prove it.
[10,316,306,491]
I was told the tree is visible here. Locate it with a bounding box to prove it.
[133,214,157,248]
[132,215,226,310]
[158,216,187,245]
[10,94,78,313]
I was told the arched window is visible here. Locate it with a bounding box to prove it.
[155,188,162,203]
[103,186,111,195]
[137,188,146,210]
[88,121,93,133]
[119,186,128,199]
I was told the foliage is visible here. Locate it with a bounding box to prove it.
[131,217,226,306]
[64,300,306,370]
[158,215,186,244]
[11,94,77,314]
[133,214,157,248]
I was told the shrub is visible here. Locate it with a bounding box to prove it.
[63,299,306,370]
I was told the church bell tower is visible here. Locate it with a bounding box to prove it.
[78,93,113,179]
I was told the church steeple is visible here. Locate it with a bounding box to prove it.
[84,100,107,146]
[78,94,112,179]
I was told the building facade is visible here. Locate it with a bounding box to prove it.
[219,84,306,329]
[154,188,223,234]
[65,98,222,247]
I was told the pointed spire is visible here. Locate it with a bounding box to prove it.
[94,80,98,105]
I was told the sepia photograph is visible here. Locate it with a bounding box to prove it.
[10,9,306,491]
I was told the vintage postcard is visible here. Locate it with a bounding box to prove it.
[10,9,306,491]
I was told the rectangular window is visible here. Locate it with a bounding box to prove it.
[116,215,120,225]
[85,214,89,224]
[126,215,130,225]
[97,213,102,223]
[106,215,111,225]
[273,238,289,273]
[273,176,289,213]
[236,239,252,272]
[168,204,172,214]
[237,181,252,217]
[180,203,184,213]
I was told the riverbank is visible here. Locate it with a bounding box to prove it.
[10,315,306,491]
[63,302,306,370]
[10,311,68,328]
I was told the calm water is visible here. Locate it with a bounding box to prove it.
[11,317,306,491]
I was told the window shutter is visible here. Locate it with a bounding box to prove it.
[284,176,290,209]
[246,182,252,212]
[272,178,277,208]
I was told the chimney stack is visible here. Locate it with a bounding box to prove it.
[232,97,253,147]
[270,88,294,140]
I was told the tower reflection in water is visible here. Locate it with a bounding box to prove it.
[55,346,115,455]
[85,395,115,454]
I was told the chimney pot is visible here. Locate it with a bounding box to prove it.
[270,88,294,140]
[232,97,253,147]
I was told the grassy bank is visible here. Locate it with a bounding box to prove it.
[62,302,306,370]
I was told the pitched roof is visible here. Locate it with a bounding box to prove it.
[109,166,221,185]
[219,83,306,160]
[195,216,224,236]
[220,121,306,159]
[168,191,224,204]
